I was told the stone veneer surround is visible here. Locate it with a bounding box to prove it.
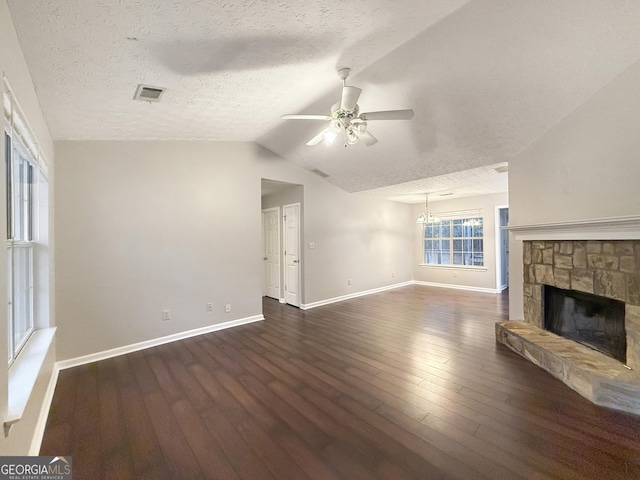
[522,240,639,370]
[497,239,640,415]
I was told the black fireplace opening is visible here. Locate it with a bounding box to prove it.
[543,285,626,363]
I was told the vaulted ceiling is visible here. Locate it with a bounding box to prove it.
[8,1,640,202]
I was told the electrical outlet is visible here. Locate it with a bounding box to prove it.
[162,309,171,321]
[308,242,315,249]
[347,279,352,286]
[225,304,231,313]
[207,302,213,312]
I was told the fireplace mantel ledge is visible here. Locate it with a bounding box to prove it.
[506,215,640,240]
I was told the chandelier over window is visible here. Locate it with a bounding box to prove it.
[416,193,440,224]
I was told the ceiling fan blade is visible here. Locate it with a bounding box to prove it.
[359,109,415,121]
[306,128,330,146]
[360,131,378,146]
[281,114,331,121]
[340,86,362,111]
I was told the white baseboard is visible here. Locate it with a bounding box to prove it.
[300,281,413,310]
[413,280,499,294]
[56,314,264,371]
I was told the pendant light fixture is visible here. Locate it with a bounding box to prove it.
[416,193,441,224]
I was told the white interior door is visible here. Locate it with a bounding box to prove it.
[262,208,280,300]
[283,203,300,307]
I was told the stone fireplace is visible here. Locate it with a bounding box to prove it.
[497,239,640,415]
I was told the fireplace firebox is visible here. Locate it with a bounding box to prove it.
[543,284,626,363]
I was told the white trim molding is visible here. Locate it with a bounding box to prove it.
[507,215,640,240]
[56,315,264,371]
[418,264,487,272]
[413,281,500,294]
[301,281,413,310]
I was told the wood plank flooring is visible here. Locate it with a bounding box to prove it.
[40,286,640,479]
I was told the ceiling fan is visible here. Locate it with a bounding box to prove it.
[281,68,414,147]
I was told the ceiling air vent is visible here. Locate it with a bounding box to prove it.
[494,165,508,174]
[133,84,165,102]
[310,168,330,178]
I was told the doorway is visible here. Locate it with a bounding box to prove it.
[496,206,509,291]
[261,179,303,307]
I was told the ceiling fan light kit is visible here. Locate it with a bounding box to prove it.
[281,68,414,147]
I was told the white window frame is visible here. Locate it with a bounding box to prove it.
[6,133,36,364]
[3,79,48,367]
[421,214,485,269]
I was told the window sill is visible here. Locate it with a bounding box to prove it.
[419,264,487,272]
[5,327,56,436]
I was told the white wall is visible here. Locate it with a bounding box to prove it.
[413,192,508,292]
[55,141,414,360]
[0,0,55,455]
[509,58,640,319]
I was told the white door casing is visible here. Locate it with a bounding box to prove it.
[283,203,301,307]
[262,208,280,300]
[495,206,509,291]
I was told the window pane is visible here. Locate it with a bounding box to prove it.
[7,247,12,361]
[442,222,450,237]
[441,252,451,264]
[453,239,462,251]
[7,138,38,362]
[473,239,483,252]
[12,244,33,351]
[423,225,433,238]
[453,253,463,265]
[453,221,462,237]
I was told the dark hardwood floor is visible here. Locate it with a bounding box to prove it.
[40,285,640,479]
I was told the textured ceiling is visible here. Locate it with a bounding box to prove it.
[7,0,640,198]
[361,162,509,204]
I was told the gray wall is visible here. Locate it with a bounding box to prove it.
[54,141,414,360]
[509,58,640,320]
[413,192,508,292]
